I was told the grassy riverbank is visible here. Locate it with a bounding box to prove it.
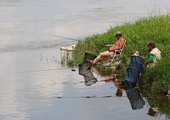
[71,14,170,93]
[73,15,170,62]
[67,15,170,117]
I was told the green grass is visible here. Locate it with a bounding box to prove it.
[73,15,170,62]
[139,56,170,93]
[145,95,170,118]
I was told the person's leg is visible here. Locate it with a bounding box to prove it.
[92,51,114,64]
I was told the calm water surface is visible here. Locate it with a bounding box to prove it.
[0,0,170,120]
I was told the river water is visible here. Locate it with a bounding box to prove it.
[0,0,170,120]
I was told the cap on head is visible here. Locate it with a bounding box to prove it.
[115,31,122,37]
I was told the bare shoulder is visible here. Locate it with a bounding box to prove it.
[120,37,125,44]
[121,37,125,42]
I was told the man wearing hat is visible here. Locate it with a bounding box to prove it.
[144,42,161,67]
[87,32,125,65]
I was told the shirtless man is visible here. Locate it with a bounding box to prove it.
[88,32,125,65]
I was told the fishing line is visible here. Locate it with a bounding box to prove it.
[58,79,116,86]
[49,35,83,41]
[34,94,128,100]
[4,68,70,74]
[49,95,128,99]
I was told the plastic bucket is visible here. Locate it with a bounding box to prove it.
[125,56,144,83]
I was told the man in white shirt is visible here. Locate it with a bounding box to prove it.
[144,42,161,67]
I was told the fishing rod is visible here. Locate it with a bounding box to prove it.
[50,95,128,99]
[49,35,83,41]
[49,35,106,48]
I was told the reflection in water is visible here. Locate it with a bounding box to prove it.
[61,44,169,119]
[78,53,97,86]
[78,53,145,110]
[146,95,170,119]
[105,79,124,97]
[125,87,145,110]
[119,56,145,110]
[79,62,97,86]
[79,61,145,110]
[60,50,73,67]
[147,107,158,117]
[104,78,145,110]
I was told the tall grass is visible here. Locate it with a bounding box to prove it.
[73,15,170,63]
[139,57,170,92]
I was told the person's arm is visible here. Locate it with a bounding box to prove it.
[105,44,114,47]
[144,54,154,64]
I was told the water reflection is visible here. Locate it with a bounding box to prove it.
[105,79,124,97]
[79,63,145,110]
[61,49,170,120]
[78,53,145,110]
[104,77,145,110]
[145,95,170,119]
[125,87,145,110]
[96,63,169,118]
[118,56,145,110]
[78,62,170,119]
[79,62,97,86]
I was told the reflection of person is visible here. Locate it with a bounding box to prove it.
[147,98,158,117]
[144,42,161,67]
[105,79,124,97]
[87,32,125,65]
[147,108,158,117]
